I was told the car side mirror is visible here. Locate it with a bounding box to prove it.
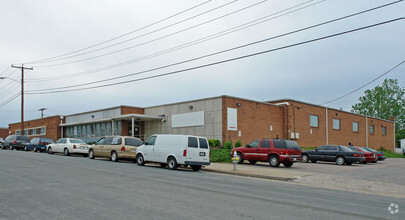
[315,148,318,152]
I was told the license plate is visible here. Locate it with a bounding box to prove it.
[199,152,206,156]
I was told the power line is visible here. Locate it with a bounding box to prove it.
[26,17,405,94]
[0,92,20,109]
[23,0,213,65]
[0,66,11,76]
[33,0,267,67]
[27,0,325,82]
[319,59,405,106]
[26,0,400,83]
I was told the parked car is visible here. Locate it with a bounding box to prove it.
[1,135,30,150]
[363,147,385,161]
[230,139,302,167]
[301,145,365,165]
[47,138,89,156]
[89,136,143,162]
[348,146,378,164]
[24,137,54,152]
[136,134,210,171]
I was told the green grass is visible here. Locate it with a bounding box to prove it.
[381,149,404,158]
[210,148,232,163]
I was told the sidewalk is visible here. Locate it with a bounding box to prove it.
[204,162,314,181]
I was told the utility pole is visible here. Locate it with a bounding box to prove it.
[11,64,33,136]
[39,108,47,119]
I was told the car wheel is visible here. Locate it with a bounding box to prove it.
[346,162,353,165]
[89,149,95,159]
[136,154,145,166]
[34,147,37,152]
[236,153,244,164]
[249,160,257,165]
[336,156,345,165]
[64,148,70,156]
[302,154,309,163]
[283,161,294,167]
[167,157,178,170]
[269,155,280,167]
[10,145,13,150]
[48,147,53,154]
[191,165,202,171]
[160,163,166,168]
[111,151,118,162]
[310,160,317,163]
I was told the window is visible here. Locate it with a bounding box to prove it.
[285,140,300,150]
[317,145,327,150]
[199,138,209,149]
[188,137,198,148]
[146,136,156,145]
[248,140,260,148]
[74,126,78,136]
[273,140,286,149]
[125,138,143,146]
[32,129,37,135]
[87,125,91,138]
[61,139,67,144]
[16,131,21,135]
[96,124,101,137]
[101,123,106,136]
[261,140,270,148]
[382,126,387,136]
[333,119,340,130]
[96,137,105,145]
[369,125,374,134]
[352,122,359,132]
[106,123,111,136]
[77,126,82,137]
[310,115,319,127]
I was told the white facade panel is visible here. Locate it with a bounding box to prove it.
[227,108,237,131]
[172,111,204,128]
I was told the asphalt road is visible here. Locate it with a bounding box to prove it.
[0,150,403,220]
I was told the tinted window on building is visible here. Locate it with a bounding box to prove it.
[199,138,209,149]
[125,138,143,146]
[285,140,300,150]
[188,137,198,148]
[261,140,270,148]
[273,140,286,149]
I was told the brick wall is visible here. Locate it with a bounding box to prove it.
[8,116,63,141]
[222,97,285,146]
[0,128,9,139]
[121,106,144,115]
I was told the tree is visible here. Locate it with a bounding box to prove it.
[351,79,405,146]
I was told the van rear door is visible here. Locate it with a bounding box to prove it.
[186,137,210,163]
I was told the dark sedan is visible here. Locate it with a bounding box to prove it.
[24,137,54,152]
[301,145,365,165]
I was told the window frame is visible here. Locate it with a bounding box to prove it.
[352,122,359,132]
[309,115,319,128]
[332,118,340,130]
[369,124,374,134]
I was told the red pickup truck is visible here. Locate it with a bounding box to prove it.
[231,139,302,167]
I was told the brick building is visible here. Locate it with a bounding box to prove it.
[7,95,395,151]
[0,127,9,139]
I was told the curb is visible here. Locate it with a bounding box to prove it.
[203,168,295,181]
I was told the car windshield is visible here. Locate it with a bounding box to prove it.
[340,146,354,151]
[70,139,86,144]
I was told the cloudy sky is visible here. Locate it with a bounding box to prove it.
[0,0,404,128]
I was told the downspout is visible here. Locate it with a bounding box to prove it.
[325,107,328,145]
[366,116,368,147]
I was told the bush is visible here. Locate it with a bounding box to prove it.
[223,141,232,149]
[210,149,232,162]
[208,139,221,147]
[235,140,242,148]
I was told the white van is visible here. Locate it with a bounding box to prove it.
[136,134,210,171]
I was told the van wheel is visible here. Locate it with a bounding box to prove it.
[167,157,178,170]
[269,155,280,167]
[136,154,145,166]
[111,151,118,162]
[89,149,95,159]
[191,165,202,171]
[48,147,53,154]
[64,148,70,156]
